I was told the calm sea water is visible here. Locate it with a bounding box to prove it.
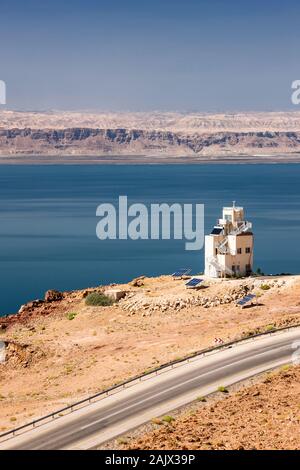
[0,163,300,316]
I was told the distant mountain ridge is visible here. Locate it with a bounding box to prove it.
[1,111,300,157]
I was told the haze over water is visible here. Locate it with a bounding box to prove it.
[0,163,299,316]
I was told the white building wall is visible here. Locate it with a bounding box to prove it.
[204,235,216,277]
[222,234,253,276]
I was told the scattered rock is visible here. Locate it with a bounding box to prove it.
[3,340,45,368]
[119,282,254,315]
[104,289,127,302]
[129,276,146,287]
[18,299,44,314]
[44,290,63,302]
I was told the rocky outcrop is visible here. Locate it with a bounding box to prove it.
[18,299,44,314]
[129,276,146,287]
[0,127,300,156]
[2,340,45,368]
[104,289,128,301]
[44,289,64,302]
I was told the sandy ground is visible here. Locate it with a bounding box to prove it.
[0,274,300,433]
[119,364,300,450]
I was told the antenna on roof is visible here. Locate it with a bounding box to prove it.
[233,200,236,208]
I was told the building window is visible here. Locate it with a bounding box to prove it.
[246,264,252,273]
[237,248,242,254]
[232,265,236,272]
[245,247,251,254]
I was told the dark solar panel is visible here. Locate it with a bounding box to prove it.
[172,268,192,277]
[237,294,256,306]
[185,278,203,287]
[211,227,223,235]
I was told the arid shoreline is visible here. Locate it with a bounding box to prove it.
[1,154,300,165]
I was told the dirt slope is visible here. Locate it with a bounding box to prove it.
[0,274,300,432]
[122,365,300,450]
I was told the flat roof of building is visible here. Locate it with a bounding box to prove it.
[223,206,244,211]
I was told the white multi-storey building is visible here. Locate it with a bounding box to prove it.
[205,203,253,278]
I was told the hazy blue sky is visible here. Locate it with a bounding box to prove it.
[0,0,299,111]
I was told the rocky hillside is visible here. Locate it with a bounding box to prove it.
[121,365,300,450]
[1,111,300,157]
[1,127,300,157]
[0,274,299,433]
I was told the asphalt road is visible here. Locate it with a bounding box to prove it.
[1,328,299,450]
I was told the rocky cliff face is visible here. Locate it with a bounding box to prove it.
[1,127,300,156]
